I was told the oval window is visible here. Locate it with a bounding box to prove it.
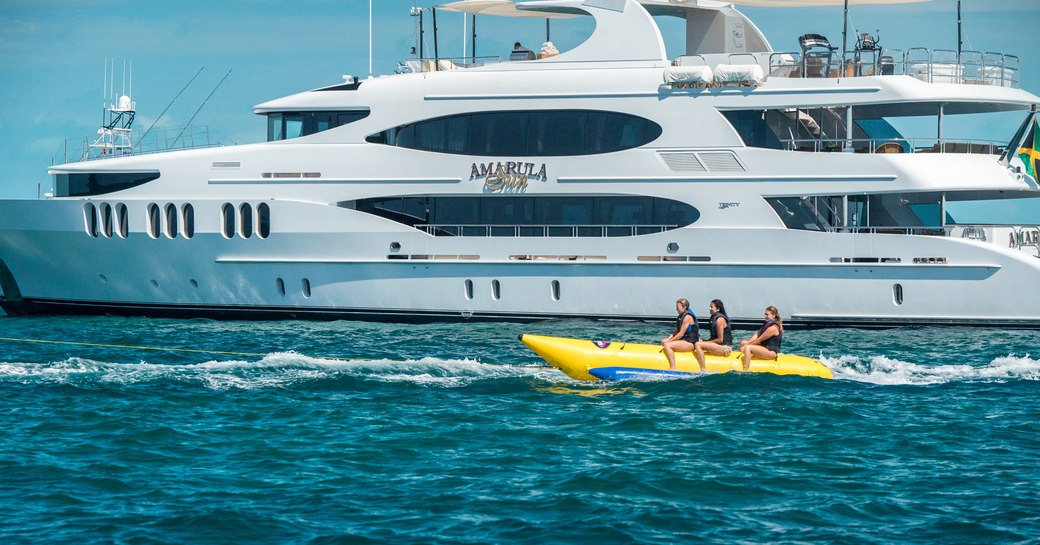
[221,203,235,239]
[240,203,253,239]
[182,203,195,239]
[116,203,129,238]
[147,203,160,239]
[257,202,271,239]
[164,203,178,239]
[84,203,98,237]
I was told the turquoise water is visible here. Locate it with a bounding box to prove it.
[2,315,1039,544]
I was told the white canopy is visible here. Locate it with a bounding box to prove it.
[438,0,581,18]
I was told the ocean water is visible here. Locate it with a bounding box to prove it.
[1,315,1038,545]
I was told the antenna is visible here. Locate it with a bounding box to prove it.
[135,67,205,149]
[370,0,374,76]
[171,69,231,149]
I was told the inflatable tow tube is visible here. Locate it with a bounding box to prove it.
[519,334,833,381]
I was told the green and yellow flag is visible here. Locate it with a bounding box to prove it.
[1018,118,1040,182]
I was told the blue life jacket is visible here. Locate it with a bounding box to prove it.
[756,319,782,354]
[709,312,733,345]
[674,309,699,343]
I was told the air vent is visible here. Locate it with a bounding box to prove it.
[658,152,706,172]
[212,161,241,168]
[696,152,745,172]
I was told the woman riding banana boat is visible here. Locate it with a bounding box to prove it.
[519,298,832,381]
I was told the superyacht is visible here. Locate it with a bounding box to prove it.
[1,0,1039,327]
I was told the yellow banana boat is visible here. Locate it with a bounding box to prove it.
[519,334,833,381]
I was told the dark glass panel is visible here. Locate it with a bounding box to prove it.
[57,172,160,197]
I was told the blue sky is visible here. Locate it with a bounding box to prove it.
[0,0,1037,219]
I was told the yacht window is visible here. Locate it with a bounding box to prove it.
[285,115,304,139]
[100,203,113,238]
[116,203,129,238]
[370,110,662,156]
[182,203,195,239]
[257,202,271,239]
[164,203,178,239]
[352,195,699,237]
[56,171,160,197]
[221,203,235,239]
[720,111,785,150]
[266,110,370,141]
[268,114,284,141]
[147,203,161,239]
[240,204,253,239]
[84,203,98,237]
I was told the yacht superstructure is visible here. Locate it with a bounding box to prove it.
[2,0,1039,327]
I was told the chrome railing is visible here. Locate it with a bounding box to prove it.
[394,55,502,74]
[783,137,1004,155]
[765,47,1019,88]
[417,224,677,237]
[64,125,227,163]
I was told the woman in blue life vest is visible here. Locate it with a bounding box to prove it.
[661,298,699,370]
[739,305,783,371]
[694,299,733,371]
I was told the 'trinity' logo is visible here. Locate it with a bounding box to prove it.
[470,161,548,193]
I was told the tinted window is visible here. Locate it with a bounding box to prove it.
[240,204,253,238]
[116,203,129,238]
[257,202,271,239]
[372,110,661,156]
[352,195,698,237]
[182,203,195,239]
[221,203,235,238]
[57,172,160,197]
[147,203,160,239]
[267,110,371,141]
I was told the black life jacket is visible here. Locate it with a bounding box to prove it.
[709,312,733,345]
[756,319,782,354]
[674,309,699,343]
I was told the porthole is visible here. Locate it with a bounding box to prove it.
[164,203,178,239]
[240,203,253,239]
[464,279,474,300]
[491,279,501,301]
[257,202,271,239]
[302,278,312,298]
[893,283,904,305]
[84,203,98,237]
[221,203,235,239]
[150,279,159,288]
[182,203,195,239]
[276,278,286,296]
[551,280,561,301]
[100,203,113,238]
[147,203,161,239]
[116,203,129,238]
[190,279,199,288]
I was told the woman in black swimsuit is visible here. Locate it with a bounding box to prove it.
[739,305,782,371]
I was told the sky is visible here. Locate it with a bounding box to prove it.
[0,0,1038,219]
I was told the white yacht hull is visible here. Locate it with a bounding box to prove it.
[3,199,1039,327]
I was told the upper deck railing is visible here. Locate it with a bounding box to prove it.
[670,47,1019,89]
[765,48,1020,88]
[64,125,227,164]
[783,137,1005,155]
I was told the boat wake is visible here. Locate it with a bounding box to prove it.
[0,353,559,390]
[823,354,1040,385]
[1,352,1037,390]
